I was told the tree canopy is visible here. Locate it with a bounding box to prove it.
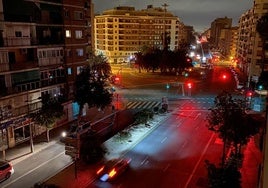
[206,91,261,160]
[74,55,113,116]
[135,48,193,74]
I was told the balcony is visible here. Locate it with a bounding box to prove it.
[0,37,31,47]
[15,80,41,93]
[9,61,38,72]
[0,63,9,72]
[39,57,63,67]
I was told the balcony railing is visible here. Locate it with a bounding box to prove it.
[39,57,63,67]
[3,37,31,46]
[0,63,9,72]
[15,81,41,92]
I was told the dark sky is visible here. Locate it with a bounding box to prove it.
[93,0,253,32]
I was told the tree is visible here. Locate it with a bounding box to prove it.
[31,94,64,142]
[205,154,242,188]
[74,55,113,120]
[88,54,111,80]
[206,91,260,165]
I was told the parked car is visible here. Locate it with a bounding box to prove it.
[96,158,131,182]
[0,160,14,182]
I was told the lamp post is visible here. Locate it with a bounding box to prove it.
[25,96,35,153]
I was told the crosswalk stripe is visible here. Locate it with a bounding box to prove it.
[126,101,161,109]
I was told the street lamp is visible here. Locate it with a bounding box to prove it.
[25,95,41,153]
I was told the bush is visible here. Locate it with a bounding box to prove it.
[133,109,154,125]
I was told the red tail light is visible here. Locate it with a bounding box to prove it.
[96,166,104,175]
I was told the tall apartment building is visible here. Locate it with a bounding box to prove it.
[236,0,268,84]
[0,0,93,149]
[218,26,238,57]
[210,17,232,51]
[94,5,183,64]
[236,2,268,187]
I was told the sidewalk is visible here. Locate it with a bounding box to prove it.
[241,138,262,188]
[1,106,114,164]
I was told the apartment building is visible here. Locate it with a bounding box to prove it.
[236,0,268,85]
[210,16,232,51]
[0,0,93,149]
[94,5,183,64]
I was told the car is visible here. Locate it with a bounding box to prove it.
[0,160,14,182]
[96,158,131,182]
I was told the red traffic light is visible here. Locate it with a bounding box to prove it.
[115,76,120,81]
[186,82,192,89]
[186,57,192,63]
[246,91,253,97]
[221,74,227,80]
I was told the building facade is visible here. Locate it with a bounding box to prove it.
[94,5,183,64]
[0,0,93,149]
[236,0,268,85]
[210,17,232,52]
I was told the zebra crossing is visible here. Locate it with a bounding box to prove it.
[124,97,216,110]
[126,101,161,110]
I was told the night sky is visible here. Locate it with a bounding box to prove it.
[93,0,253,32]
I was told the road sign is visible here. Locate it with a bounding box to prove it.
[64,137,80,159]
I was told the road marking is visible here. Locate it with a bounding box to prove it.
[184,133,215,188]
[181,140,188,148]
[161,137,167,143]
[163,163,170,172]
[2,152,67,188]
[140,156,149,166]
[194,113,201,120]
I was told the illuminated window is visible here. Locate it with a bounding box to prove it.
[66,30,71,38]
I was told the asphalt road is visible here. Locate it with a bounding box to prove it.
[1,64,237,188]
[1,142,72,188]
[90,97,222,188]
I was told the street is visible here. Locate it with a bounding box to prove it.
[1,63,257,188]
[90,97,220,188]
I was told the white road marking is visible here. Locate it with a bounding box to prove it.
[2,152,67,188]
[184,133,215,188]
[163,163,171,172]
[140,156,149,166]
[161,137,167,143]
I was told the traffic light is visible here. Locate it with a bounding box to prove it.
[186,82,192,89]
[221,73,227,80]
[114,76,120,82]
[258,84,263,90]
[186,57,192,63]
[246,91,253,97]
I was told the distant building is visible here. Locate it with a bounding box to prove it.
[94,5,184,64]
[210,17,232,51]
[0,0,93,148]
